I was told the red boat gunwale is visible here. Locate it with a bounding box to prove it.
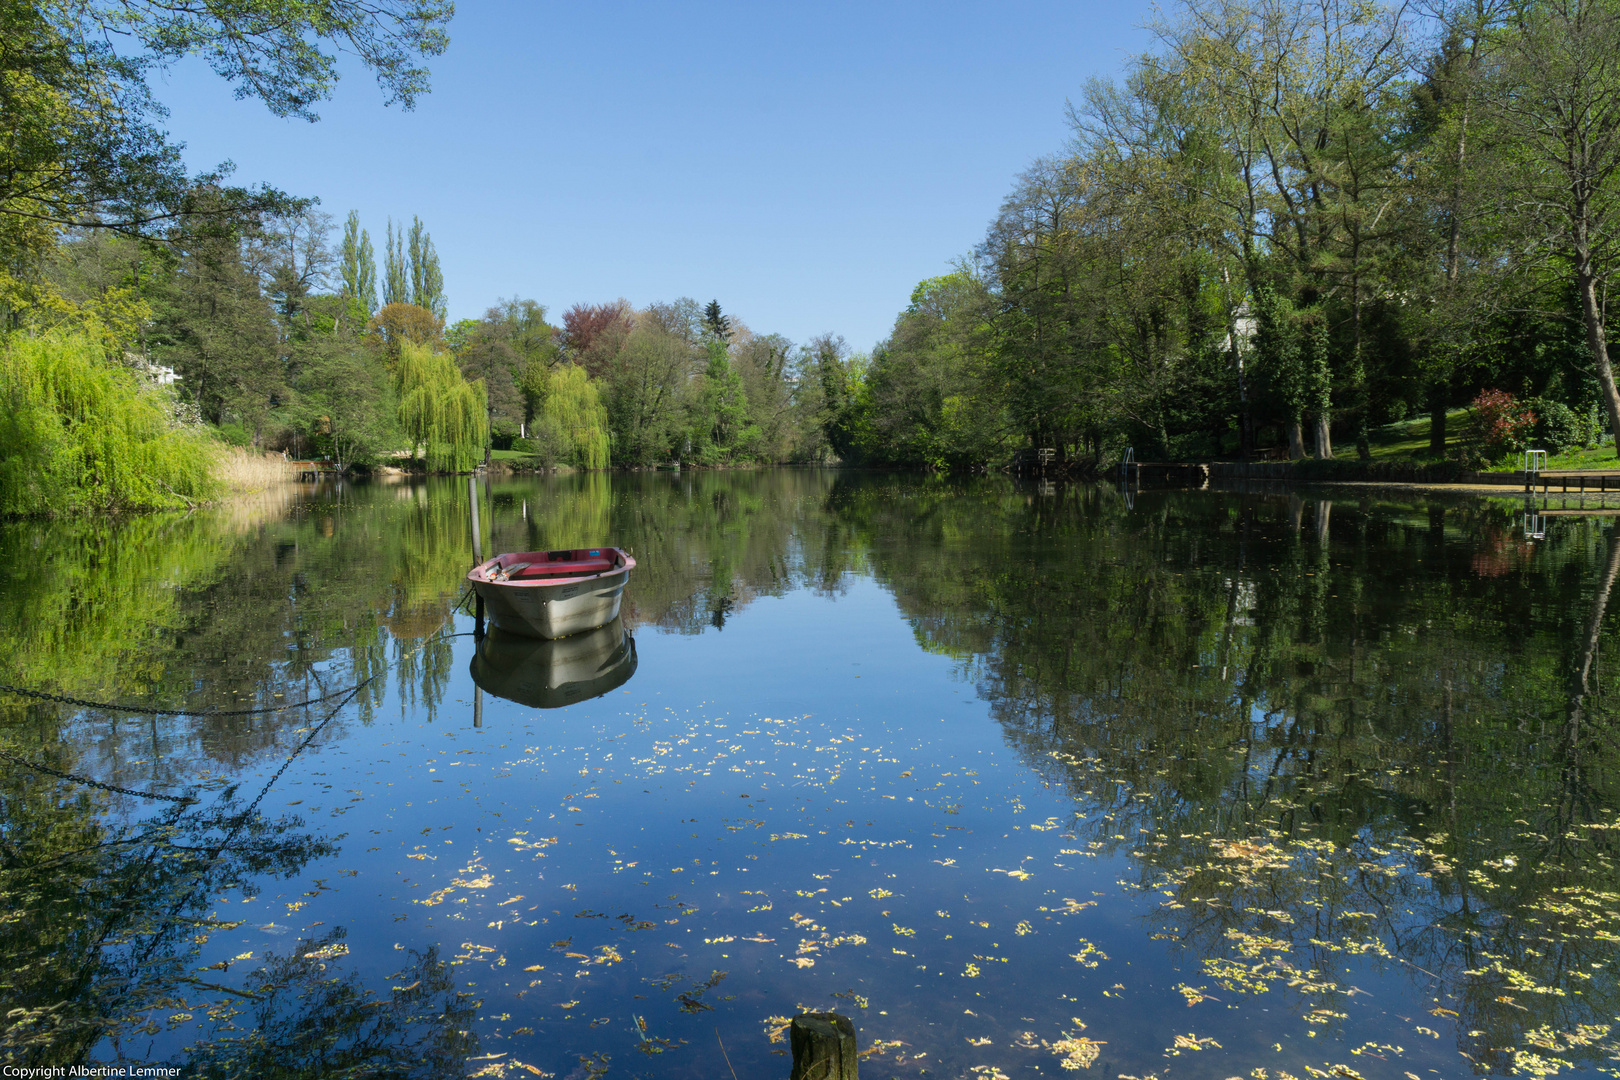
[471,548,635,587]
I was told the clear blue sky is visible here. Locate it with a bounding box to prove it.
[156,2,1153,351]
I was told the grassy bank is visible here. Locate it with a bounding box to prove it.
[1238,407,1616,477]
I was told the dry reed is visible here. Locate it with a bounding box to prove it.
[215,447,294,494]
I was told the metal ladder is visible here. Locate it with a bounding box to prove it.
[1522,449,1547,491]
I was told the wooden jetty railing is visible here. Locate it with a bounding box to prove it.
[287,459,341,481]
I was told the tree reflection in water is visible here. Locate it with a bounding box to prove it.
[0,771,478,1075]
[185,937,477,1079]
[840,480,1620,1074]
[9,473,1620,1074]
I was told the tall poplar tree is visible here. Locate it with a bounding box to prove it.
[407,216,446,320]
[383,218,409,307]
[339,210,377,315]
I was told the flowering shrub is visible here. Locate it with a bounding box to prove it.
[1473,389,1538,457]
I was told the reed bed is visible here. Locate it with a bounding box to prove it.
[214,447,295,495]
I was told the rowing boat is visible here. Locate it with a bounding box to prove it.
[467,547,636,639]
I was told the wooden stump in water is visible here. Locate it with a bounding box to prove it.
[790,1012,857,1080]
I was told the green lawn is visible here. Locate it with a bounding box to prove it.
[1481,443,1620,472]
[1356,408,1617,472]
[1361,408,1472,461]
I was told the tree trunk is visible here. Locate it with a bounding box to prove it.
[1235,345,1254,460]
[1577,264,1620,445]
[1225,278,1253,460]
[1314,416,1333,459]
[1287,420,1306,460]
[1429,385,1448,456]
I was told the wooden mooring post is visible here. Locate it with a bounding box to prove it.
[468,474,486,727]
[468,475,485,640]
[791,1012,857,1080]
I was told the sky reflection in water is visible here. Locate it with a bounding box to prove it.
[2,472,1617,1079]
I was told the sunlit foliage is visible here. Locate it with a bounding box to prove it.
[0,332,217,514]
[395,340,487,472]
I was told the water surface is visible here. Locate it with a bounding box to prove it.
[2,472,1616,1079]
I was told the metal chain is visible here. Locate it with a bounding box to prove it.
[0,749,198,804]
[225,627,451,820]
[0,677,377,811]
[232,676,375,821]
[1,626,435,812]
[0,682,360,717]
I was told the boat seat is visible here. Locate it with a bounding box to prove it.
[510,558,615,580]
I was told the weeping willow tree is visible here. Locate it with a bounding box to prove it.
[529,363,610,469]
[0,333,218,516]
[395,341,487,472]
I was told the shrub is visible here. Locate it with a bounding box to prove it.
[1472,390,1537,458]
[0,333,219,515]
[214,421,255,447]
[491,418,520,451]
[1527,398,1582,452]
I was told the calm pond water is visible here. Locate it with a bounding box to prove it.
[2,471,1618,1079]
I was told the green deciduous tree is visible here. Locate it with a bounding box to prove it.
[732,330,801,460]
[0,0,450,304]
[455,297,556,453]
[529,363,610,469]
[395,340,486,472]
[805,333,865,461]
[293,339,396,468]
[148,210,282,440]
[602,318,691,466]
[1481,0,1620,444]
[863,272,1003,468]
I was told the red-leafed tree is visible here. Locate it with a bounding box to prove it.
[562,301,634,378]
[1473,390,1537,458]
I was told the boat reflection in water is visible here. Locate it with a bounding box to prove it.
[470,617,638,709]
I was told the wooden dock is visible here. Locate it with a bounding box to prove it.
[1527,469,1620,493]
[288,459,341,481]
[1535,507,1620,516]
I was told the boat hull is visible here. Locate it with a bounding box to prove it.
[470,619,637,709]
[468,548,635,639]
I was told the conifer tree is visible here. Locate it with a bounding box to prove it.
[702,299,731,342]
